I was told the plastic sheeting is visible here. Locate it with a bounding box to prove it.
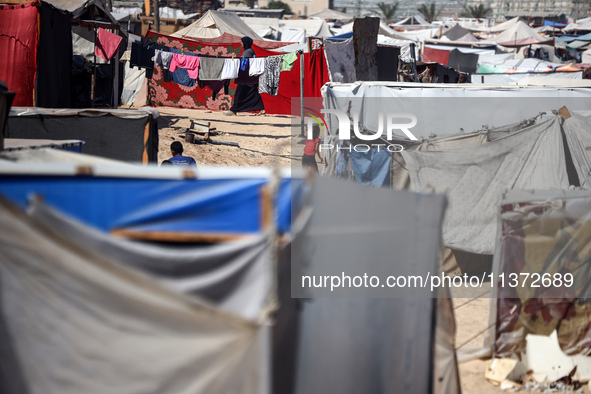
[0,166,303,236]
[324,38,356,83]
[28,200,273,322]
[291,175,459,394]
[121,61,146,106]
[493,190,591,357]
[0,196,266,394]
[471,71,583,84]
[403,116,570,254]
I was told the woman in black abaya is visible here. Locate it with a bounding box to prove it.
[225,36,265,115]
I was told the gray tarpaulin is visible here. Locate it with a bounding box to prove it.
[291,175,458,394]
[403,116,569,254]
[562,112,591,190]
[0,197,269,394]
[27,200,274,322]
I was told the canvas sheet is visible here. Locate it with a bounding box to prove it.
[561,112,591,190]
[28,200,273,322]
[0,197,265,394]
[291,175,457,393]
[324,37,356,83]
[494,190,591,357]
[402,117,570,254]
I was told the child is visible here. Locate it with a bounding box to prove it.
[302,125,323,172]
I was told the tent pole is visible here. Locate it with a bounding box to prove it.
[300,50,304,137]
[92,25,97,108]
[113,29,120,109]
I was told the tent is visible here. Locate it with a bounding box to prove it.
[5,107,159,163]
[484,20,553,46]
[393,15,432,26]
[308,8,354,20]
[172,10,263,40]
[442,24,479,42]
[0,161,460,394]
[468,16,520,33]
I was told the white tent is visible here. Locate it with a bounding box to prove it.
[308,8,353,20]
[393,15,432,26]
[483,20,549,45]
[564,17,591,32]
[468,17,519,33]
[172,10,263,39]
[241,17,334,39]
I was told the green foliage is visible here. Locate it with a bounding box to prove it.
[460,3,492,18]
[377,1,399,21]
[262,0,293,14]
[417,2,444,22]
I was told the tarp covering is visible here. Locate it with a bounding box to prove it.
[402,116,570,254]
[493,189,591,357]
[472,71,582,84]
[291,175,458,394]
[308,8,353,20]
[0,196,266,394]
[562,112,591,190]
[0,1,38,106]
[28,200,273,322]
[0,166,301,236]
[172,10,263,40]
[444,24,478,42]
[485,20,552,46]
[5,107,158,163]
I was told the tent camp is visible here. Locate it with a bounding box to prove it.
[0,161,460,394]
[5,107,159,163]
[172,10,263,39]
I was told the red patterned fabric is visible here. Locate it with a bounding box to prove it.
[146,31,330,115]
[0,1,39,106]
[422,46,450,65]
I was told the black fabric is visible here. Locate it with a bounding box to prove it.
[235,66,260,85]
[130,38,156,78]
[435,63,460,83]
[447,49,478,74]
[376,46,400,82]
[302,154,319,172]
[37,3,72,108]
[6,113,159,163]
[197,79,230,99]
[230,84,264,113]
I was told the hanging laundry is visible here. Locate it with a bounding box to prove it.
[249,58,265,76]
[197,79,231,99]
[130,39,155,79]
[168,48,195,87]
[220,58,240,79]
[239,58,249,72]
[170,53,200,79]
[198,57,225,80]
[259,56,281,96]
[95,28,123,61]
[154,50,173,70]
[280,52,298,72]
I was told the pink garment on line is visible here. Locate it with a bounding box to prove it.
[169,54,200,79]
[95,28,123,61]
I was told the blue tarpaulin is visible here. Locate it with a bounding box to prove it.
[0,168,305,236]
[543,20,567,27]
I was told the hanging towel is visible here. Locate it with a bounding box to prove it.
[154,50,173,70]
[169,53,200,79]
[198,57,225,80]
[259,56,281,96]
[95,28,123,61]
[249,58,266,76]
[280,52,298,72]
[239,58,249,71]
[220,58,240,79]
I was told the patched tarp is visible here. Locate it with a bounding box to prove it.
[0,196,267,394]
[494,189,591,357]
[402,116,570,254]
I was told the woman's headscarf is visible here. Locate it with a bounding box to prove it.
[241,36,253,49]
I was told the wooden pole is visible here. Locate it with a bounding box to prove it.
[353,17,379,81]
[153,0,160,32]
[300,50,304,137]
[92,25,97,108]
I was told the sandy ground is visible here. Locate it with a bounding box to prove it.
[153,107,587,394]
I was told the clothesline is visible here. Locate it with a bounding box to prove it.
[130,39,299,96]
